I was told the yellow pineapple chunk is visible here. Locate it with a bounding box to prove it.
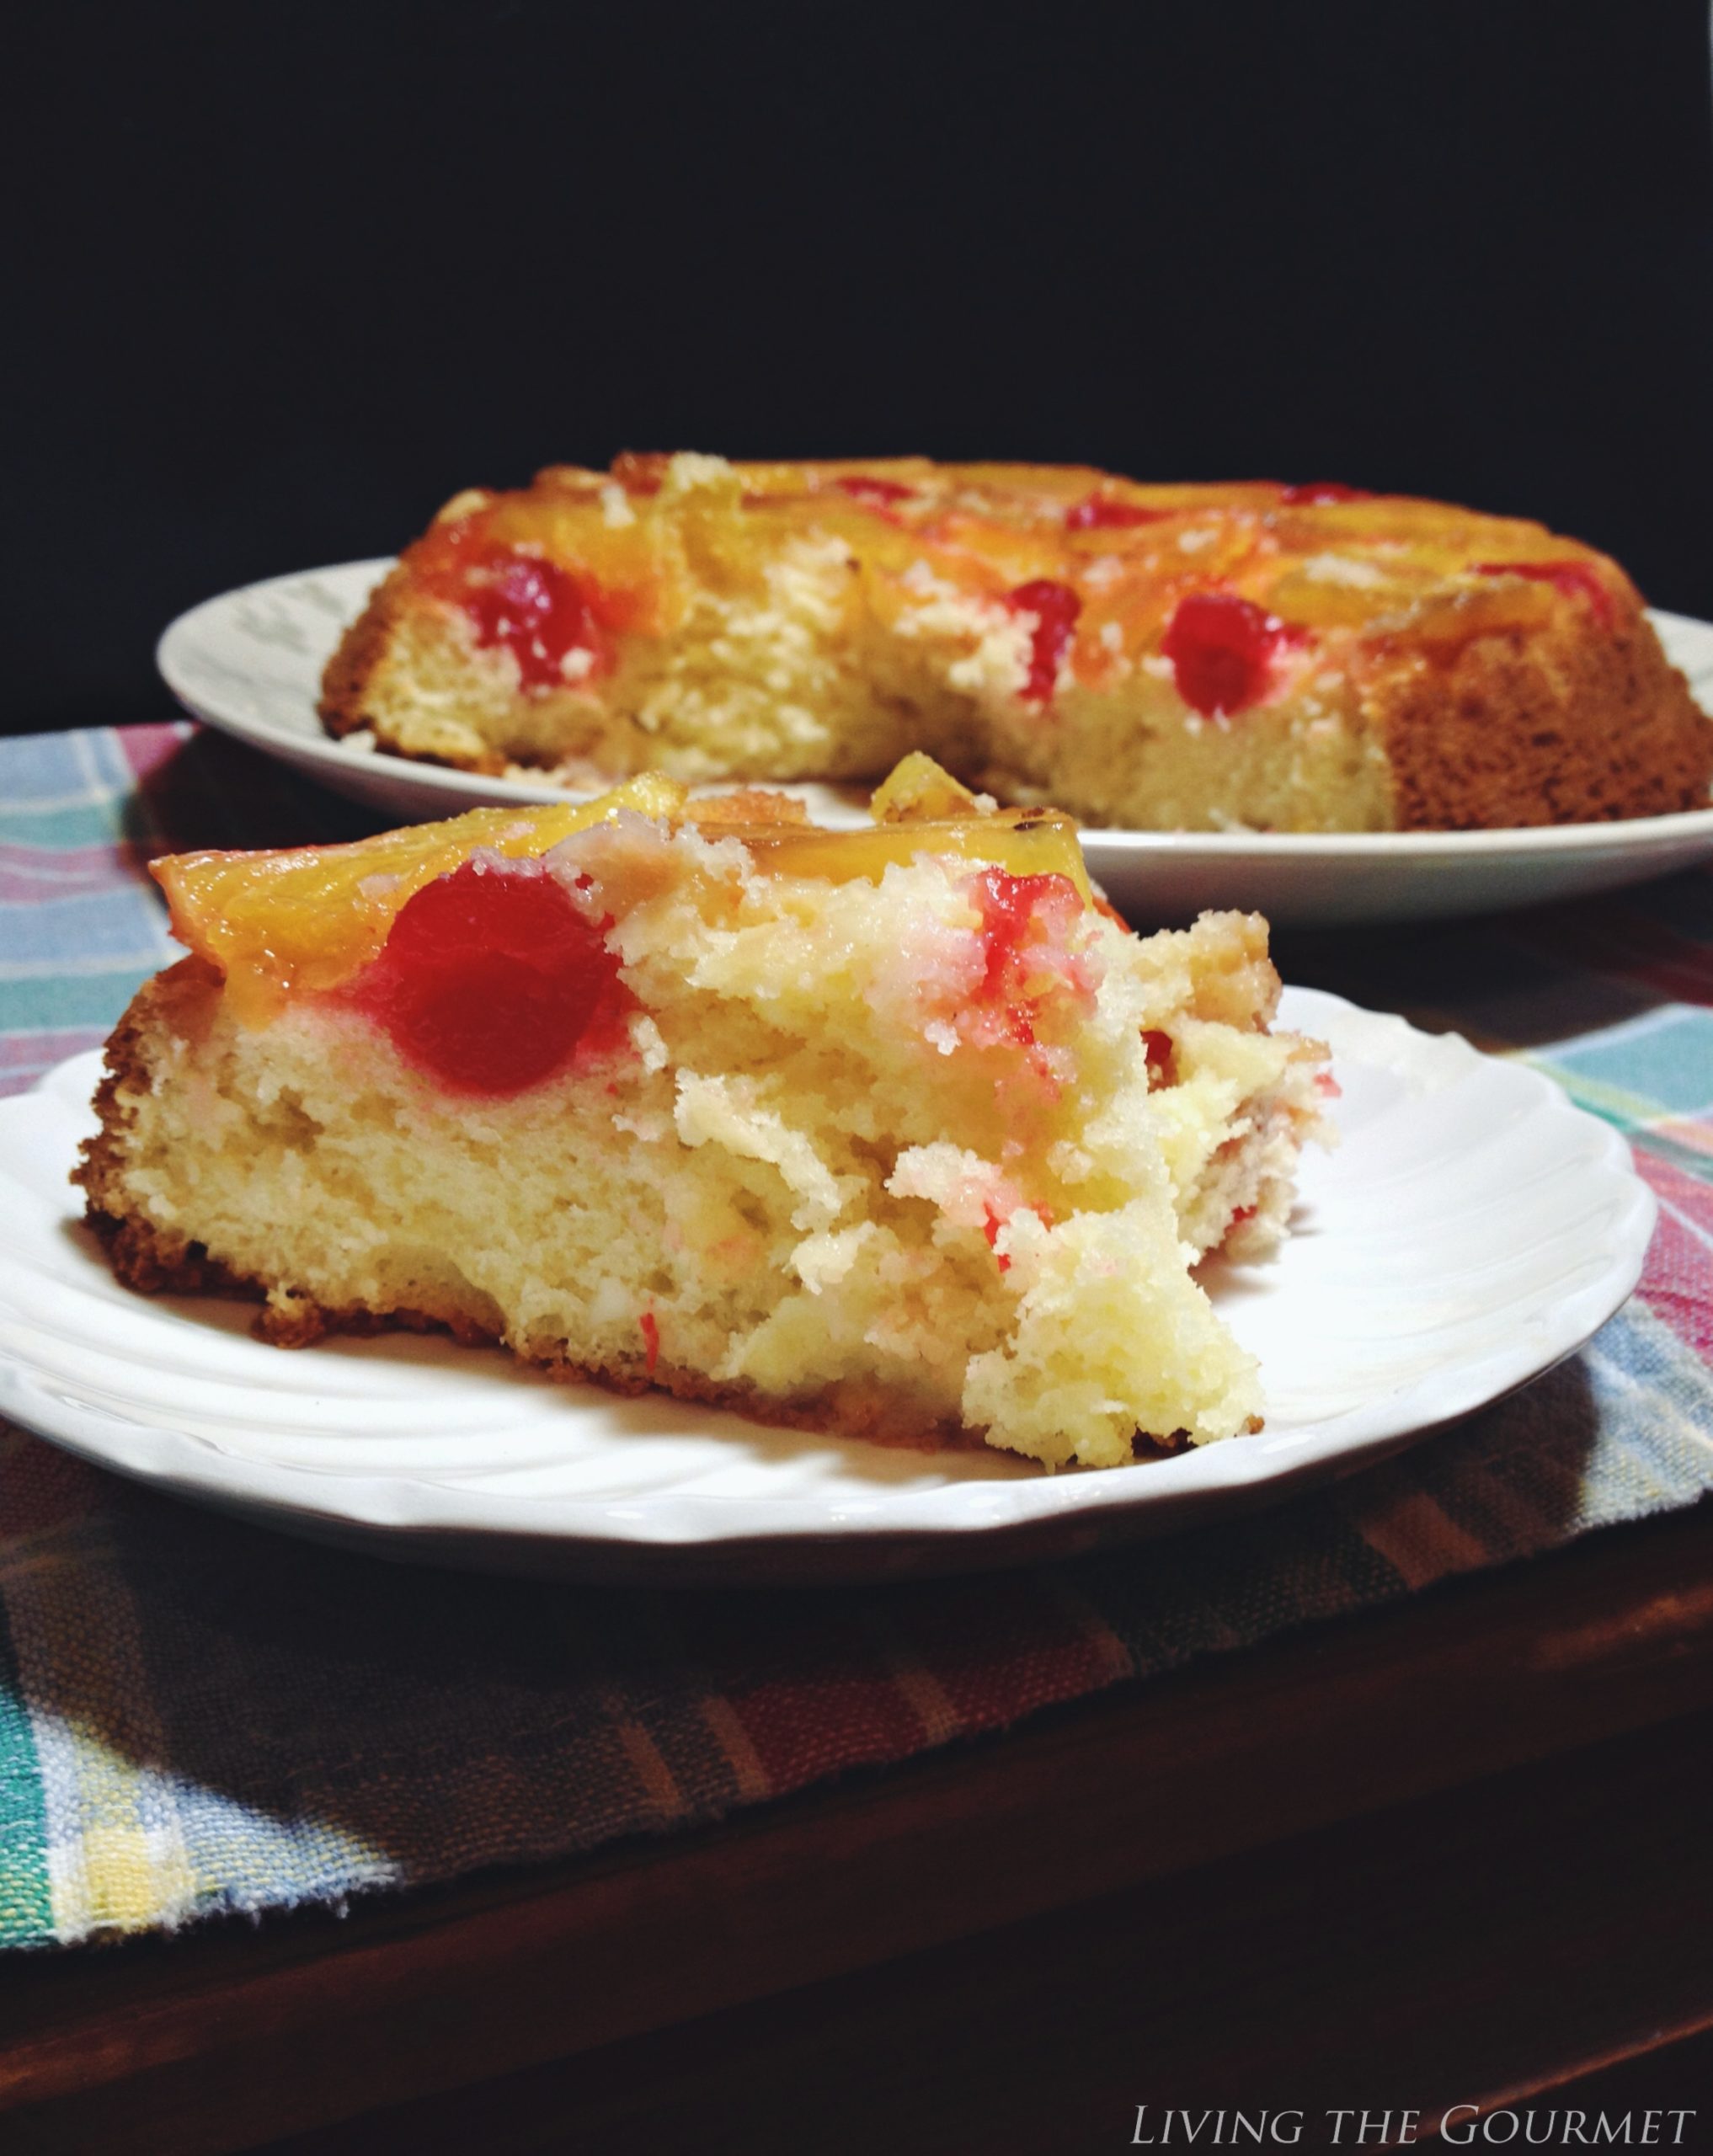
[155,776,686,1017]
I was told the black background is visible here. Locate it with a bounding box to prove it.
[8,0,1713,734]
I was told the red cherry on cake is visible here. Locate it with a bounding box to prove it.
[1065,495,1171,531]
[463,552,603,691]
[1163,592,1304,718]
[356,862,632,1095]
[967,866,1091,1049]
[836,476,919,509]
[1008,579,1082,702]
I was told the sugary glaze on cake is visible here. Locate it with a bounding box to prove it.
[321,454,1713,832]
[76,760,1330,1470]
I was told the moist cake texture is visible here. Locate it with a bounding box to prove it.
[321,453,1713,832]
[77,760,1331,1470]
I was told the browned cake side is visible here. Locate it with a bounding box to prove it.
[1376,603,1709,829]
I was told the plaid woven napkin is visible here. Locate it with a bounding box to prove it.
[2,724,1710,1951]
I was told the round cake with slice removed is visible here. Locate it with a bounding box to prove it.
[76,758,1331,1470]
[320,452,1713,833]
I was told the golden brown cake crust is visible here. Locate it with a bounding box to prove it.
[1375,607,1712,829]
[319,564,510,778]
[73,958,202,1239]
[318,567,404,739]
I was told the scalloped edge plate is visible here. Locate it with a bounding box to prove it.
[0,990,1653,1583]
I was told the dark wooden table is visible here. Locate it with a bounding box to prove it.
[3,1501,1710,2153]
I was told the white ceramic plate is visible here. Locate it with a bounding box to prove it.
[157,560,1713,928]
[0,991,1652,1584]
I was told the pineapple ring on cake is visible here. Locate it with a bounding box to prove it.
[75,758,1331,1471]
[320,453,1713,833]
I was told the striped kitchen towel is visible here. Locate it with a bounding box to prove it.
[1,723,1710,1951]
